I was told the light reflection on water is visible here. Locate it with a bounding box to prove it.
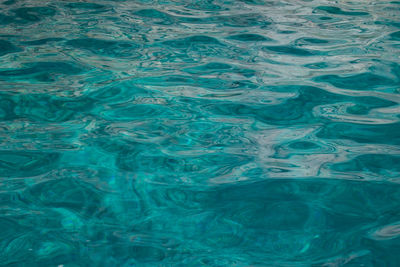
[0,0,399,265]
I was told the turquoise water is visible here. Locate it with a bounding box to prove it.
[0,0,400,265]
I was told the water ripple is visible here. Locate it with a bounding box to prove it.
[0,0,400,265]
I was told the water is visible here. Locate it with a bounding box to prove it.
[0,0,399,265]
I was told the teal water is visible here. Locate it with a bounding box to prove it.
[0,0,400,266]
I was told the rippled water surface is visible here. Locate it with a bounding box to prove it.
[1,0,400,265]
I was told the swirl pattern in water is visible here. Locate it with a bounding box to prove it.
[0,0,400,265]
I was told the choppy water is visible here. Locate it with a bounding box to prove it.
[0,0,400,265]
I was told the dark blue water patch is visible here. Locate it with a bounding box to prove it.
[346,104,370,115]
[17,94,94,122]
[2,0,16,5]
[0,96,18,120]
[277,30,297,34]
[194,85,396,125]
[87,84,146,104]
[316,122,400,145]
[0,13,14,24]
[0,92,95,123]
[0,151,60,178]
[387,21,400,29]
[272,85,396,108]
[83,134,134,155]
[332,154,400,178]
[65,2,107,10]
[288,141,320,150]
[313,72,397,90]
[0,61,85,81]
[296,37,330,44]
[134,9,170,19]
[116,149,252,181]
[262,45,319,56]
[303,14,342,25]
[304,62,335,69]
[0,39,22,56]
[294,37,342,47]
[389,31,400,40]
[189,178,400,260]
[224,200,312,231]
[110,244,166,263]
[227,33,272,42]
[202,99,305,124]
[314,6,369,16]
[12,6,56,23]
[66,38,139,57]
[184,62,232,72]
[238,0,275,5]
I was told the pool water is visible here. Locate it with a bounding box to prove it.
[1,0,400,266]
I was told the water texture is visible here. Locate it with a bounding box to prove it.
[0,0,399,266]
